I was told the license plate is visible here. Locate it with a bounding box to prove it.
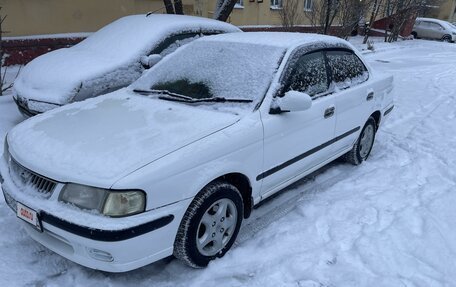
[16,202,42,232]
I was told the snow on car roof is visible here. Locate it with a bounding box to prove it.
[200,32,350,50]
[416,17,455,28]
[76,14,241,57]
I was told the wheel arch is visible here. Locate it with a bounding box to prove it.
[212,173,253,219]
[370,110,381,130]
[442,34,452,41]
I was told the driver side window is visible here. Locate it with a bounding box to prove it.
[285,51,329,97]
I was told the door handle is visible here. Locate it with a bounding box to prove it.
[367,92,374,101]
[324,107,335,118]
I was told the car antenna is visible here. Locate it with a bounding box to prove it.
[146,6,165,17]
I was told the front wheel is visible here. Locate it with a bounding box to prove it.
[343,117,377,165]
[174,181,243,268]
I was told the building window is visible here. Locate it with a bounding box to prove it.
[304,0,313,11]
[235,0,244,8]
[270,0,283,9]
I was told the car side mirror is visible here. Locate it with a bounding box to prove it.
[140,54,162,69]
[270,91,312,114]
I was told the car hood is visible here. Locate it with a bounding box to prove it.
[7,90,240,187]
[14,47,137,105]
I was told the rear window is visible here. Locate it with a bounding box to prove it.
[326,50,368,89]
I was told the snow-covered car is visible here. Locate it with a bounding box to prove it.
[12,14,240,117]
[0,32,394,272]
[412,17,456,42]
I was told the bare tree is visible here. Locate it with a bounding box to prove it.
[174,0,184,14]
[279,0,303,30]
[385,0,423,42]
[213,0,238,22]
[304,0,339,34]
[162,0,184,15]
[163,0,175,14]
[337,0,368,39]
[0,7,20,96]
[363,0,385,44]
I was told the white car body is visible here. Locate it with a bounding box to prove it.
[13,14,240,116]
[1,32,394,272]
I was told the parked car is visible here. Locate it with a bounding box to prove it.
[12,14,240,117]
[1,32,394,272]
[412,17,456,42]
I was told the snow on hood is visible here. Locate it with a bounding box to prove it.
[7,90,240,187]
[14,48,121,105]
[14,14,240,105]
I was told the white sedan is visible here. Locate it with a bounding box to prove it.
[0,32,394,272]
[13,14,240,116]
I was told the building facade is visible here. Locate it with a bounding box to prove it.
[0,0,454,37]
[0,0,318,37]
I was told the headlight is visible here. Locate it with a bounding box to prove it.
[59,184,146,217]
[103,191,146,217]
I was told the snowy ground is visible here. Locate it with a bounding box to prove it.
[1,38,456,286]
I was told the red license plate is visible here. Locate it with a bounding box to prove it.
[16,202,42,232]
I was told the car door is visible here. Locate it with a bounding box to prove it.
[259,50,336,196]
[325,49,374,154]
[429,23,444,40]
[419,21,432,38]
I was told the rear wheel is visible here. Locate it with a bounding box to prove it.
[411,31,417,39]
[343,117,376,165]
[442,35,452,42]
[174,181,243,268]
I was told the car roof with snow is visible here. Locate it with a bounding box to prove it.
[76,14,241,56]
[199,32,351,50]
[416,17,455,28]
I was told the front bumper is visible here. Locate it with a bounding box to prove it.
[0,158,190,272]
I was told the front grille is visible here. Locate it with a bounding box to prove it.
[8,156,57,197]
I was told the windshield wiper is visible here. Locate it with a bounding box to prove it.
[133,89,252,104]
[132,89,193,100]
[192,97,252,103]
[158,96,253,104]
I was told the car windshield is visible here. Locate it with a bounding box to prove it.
[132,40,286,111]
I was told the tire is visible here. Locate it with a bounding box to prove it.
[343,117,377,165]
[442,35,452,42]
[174,181,243,268]
[411,32,417,39]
